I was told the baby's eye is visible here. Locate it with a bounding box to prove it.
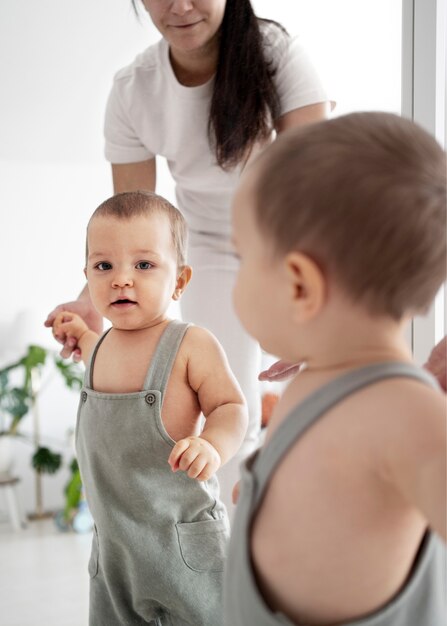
[136,261,152,270]
[95,262,112,271]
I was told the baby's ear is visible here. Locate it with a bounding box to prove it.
[285,252,326,323]
[172,265,193,300]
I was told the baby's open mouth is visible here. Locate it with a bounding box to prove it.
[112,299,137,305]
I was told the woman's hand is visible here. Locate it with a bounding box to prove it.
[45,300,103,361]
[424,336,447,392]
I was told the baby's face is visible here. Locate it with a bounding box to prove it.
[85,213,179,330]
[231,168,294,358]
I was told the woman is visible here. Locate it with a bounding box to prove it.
[46,0,331,513]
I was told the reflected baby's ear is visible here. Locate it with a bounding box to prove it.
[172,265,193,300]
[285,252,326,322]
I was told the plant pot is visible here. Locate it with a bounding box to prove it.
[0,435,14,474]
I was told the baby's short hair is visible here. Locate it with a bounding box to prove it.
[88,190,188,268]
[254,112,446,319]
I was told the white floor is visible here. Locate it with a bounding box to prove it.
[0,515,91,626]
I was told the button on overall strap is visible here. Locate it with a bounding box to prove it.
[251,362,439,510]
[143,320,191,399]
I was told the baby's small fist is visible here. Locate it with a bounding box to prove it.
[168,437,221,481]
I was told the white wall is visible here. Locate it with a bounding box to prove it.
[0,0,422,515]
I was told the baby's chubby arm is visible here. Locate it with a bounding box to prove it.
[52,311,99,366]
[168,327,248,481]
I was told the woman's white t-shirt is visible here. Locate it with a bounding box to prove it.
[104,22,329,237]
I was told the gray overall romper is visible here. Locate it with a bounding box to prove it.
[76,321,229,626]
[224,362,447,626]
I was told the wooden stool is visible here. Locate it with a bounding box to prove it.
[0,474,26,531]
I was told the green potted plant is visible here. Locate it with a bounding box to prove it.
[0,344,83,516]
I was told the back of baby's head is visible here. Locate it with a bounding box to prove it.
[89,190,188,267]
[254,112,446,319]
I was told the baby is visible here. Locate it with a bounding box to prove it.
[225,112,446,625]
[52,190,247,626]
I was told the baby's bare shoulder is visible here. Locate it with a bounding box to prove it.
[347,377,446,478]
[289,376,445,474]
[180,326,240,399]
[180,325,227,361]
[382,378,445,447]
[372,377,445,430]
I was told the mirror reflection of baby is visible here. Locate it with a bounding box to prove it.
[226,112,446,626]
[52,190,248,626]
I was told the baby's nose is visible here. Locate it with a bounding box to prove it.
[112,272,134,288]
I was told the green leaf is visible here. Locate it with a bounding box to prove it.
[63,467,82,520]
[0,359,24,378]
[69,458,79,474]
[32,447,62,474]
[20,345,47,370]
[0,387,30,434]
[54,358,83,390]
[20,345,47,390]
[0,370,9,391]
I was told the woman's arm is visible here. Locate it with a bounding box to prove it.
[111,158,156,193]
[276,101,330,133]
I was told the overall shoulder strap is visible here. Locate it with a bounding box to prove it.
[85,328,112,389]
[252,362,439,509]
[143,320,191,395]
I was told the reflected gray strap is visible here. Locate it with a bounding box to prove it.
[86,328,112,389]
[143,320,191,396]
[252,362,439,509]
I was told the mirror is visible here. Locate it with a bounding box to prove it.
[2,2,444,624]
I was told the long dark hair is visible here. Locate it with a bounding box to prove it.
[132,0,285,169]
[211,0,284,169]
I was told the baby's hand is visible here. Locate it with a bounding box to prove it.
[232,480,240,505]
[168,437,221,481]
[258,359,303,382]
[52,311,89,345]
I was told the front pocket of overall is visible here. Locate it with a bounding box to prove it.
[88,525,99,578]
[176,518,229,572]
